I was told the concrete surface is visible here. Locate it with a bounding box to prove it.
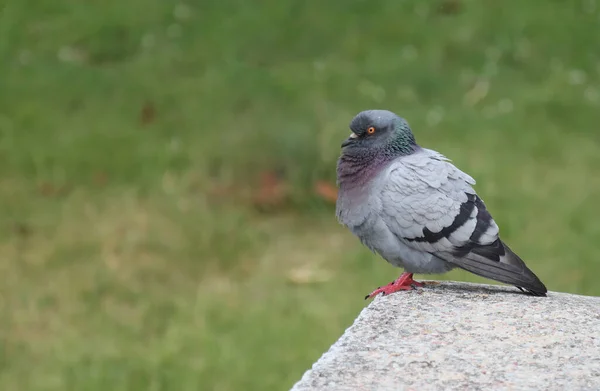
[290,281,600,391]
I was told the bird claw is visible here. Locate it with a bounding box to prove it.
[364,272,426,300]
[364,282,416,300]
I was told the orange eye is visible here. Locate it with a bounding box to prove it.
[367,126,376,134]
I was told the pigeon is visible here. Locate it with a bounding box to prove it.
[335,109,547,299]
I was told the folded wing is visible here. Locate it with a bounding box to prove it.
[380,149,547,296]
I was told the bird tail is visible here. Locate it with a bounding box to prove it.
[441,239,547,296]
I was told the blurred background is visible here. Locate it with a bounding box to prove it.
[1,0,599,389]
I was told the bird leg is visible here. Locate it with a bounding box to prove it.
[365,272,424,300]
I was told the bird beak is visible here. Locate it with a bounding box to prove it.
[341,132,358,148]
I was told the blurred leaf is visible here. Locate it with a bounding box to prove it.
[11,222,32,238]
[286,266,332,285]
[93,171,109,187]
[252,170,289,212]
[463,79,490,107]
[437,0,462,15]
[139,101,156,126]
[37,182,70,197]
[314,181,337,203]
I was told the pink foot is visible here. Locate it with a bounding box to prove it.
[365,272,424,300]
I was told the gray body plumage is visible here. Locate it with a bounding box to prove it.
[336,110,547,296]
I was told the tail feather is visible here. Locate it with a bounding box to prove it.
[439,239,547,296]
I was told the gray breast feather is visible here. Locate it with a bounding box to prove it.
[379,149,499,255]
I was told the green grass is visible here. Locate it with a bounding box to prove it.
[1,0,600,389]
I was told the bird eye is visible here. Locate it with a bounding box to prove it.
[367,126,376,135]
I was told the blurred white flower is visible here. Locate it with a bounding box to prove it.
[485,46,502,62]
[484,61,498,77]
[57,46,86,64]
[497,99,514,114]
[550,58,563,72]
[584,86,599,103]
[426,106,445,127]
[18,50,32,65]
[582,0,596,14]
[401,45,418,61]
[568,69,587,85]
[167,24,182,39]
[174,3,192,20]
[141,34,156,49]
[358,80,386,103]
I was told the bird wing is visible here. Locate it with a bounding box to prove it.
[379,149,547,295]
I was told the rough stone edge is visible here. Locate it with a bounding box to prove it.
[289,281,599,391]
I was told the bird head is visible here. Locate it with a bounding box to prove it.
[341,110,418,156]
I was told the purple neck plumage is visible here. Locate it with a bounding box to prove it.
[336,149,396,191]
